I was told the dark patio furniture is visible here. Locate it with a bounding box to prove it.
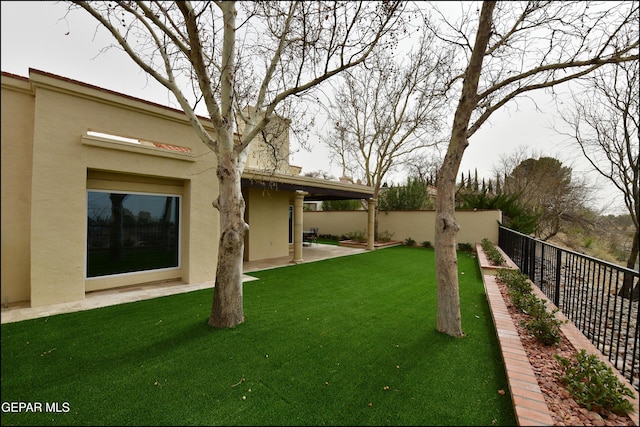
[303,227,319,246]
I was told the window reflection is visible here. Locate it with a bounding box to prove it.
[87,191,179,277]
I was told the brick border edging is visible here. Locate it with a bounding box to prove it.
[475,242,519,274]
[483,274,555,426]
[478,245,639,426]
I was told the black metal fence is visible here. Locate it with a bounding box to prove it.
[498,226,639,390]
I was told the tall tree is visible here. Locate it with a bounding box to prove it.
[321,199,361,211]
[70,1,405,328]
[321,26,450,236]
[427,1,639,336]
[378,176,433,211]
[559,59,639,298]
[502,156,590,240]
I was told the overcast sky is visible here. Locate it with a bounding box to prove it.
[1,1,628,214]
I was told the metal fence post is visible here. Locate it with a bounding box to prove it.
[554,249,561,307]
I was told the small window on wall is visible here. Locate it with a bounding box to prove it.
[87,191,180,278]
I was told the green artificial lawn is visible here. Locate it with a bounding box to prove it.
[1,246,516,426]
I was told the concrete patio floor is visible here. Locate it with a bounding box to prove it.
[1,243,366,324]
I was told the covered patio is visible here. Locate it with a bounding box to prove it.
[241,167,377,264]
[242,242,368,273]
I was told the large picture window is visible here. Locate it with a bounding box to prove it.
[87,191,180,278]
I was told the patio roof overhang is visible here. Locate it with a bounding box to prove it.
[241,168,374,201]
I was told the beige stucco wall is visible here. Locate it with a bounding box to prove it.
[242,109,291,175]
[244,188,291,261]
[304,209,502,245]
[453,210,502,245]
[1,71,220,307]
[1,77,34,305]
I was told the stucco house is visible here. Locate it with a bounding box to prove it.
[1,69,375,309]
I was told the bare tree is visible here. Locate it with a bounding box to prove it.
[559,59,639,298]
[426,1,639,336]
[69,1,406,328]
[405,152,442,185]
[321,27,450,236]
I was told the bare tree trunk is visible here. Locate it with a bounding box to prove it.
[619,230,639,300]
[627,230,639,272]
[209,150,249,328]
[435,160,463,336]
[434,1,495,337]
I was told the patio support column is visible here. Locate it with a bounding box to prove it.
[367,198,376,251]
[292,190,308,264]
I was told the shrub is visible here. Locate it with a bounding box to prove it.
[497,269,532,294]
[378,177,432,210]
[345,230,367,243]
[554,350,635,416]
[404,237,416,246]
[457,242,473,252]
[481,238,506,266]
[509,290,537,313]
[322,199,361,210]
[583,236,595,249]
[422,241,433,249]
[497,268,563,346]
[521,296,550,318]
[378,230,394,242]
[522,304,563,346]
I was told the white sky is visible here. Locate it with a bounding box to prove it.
[1,1,628,215]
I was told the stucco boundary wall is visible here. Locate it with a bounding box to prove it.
[304,209,502,246]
